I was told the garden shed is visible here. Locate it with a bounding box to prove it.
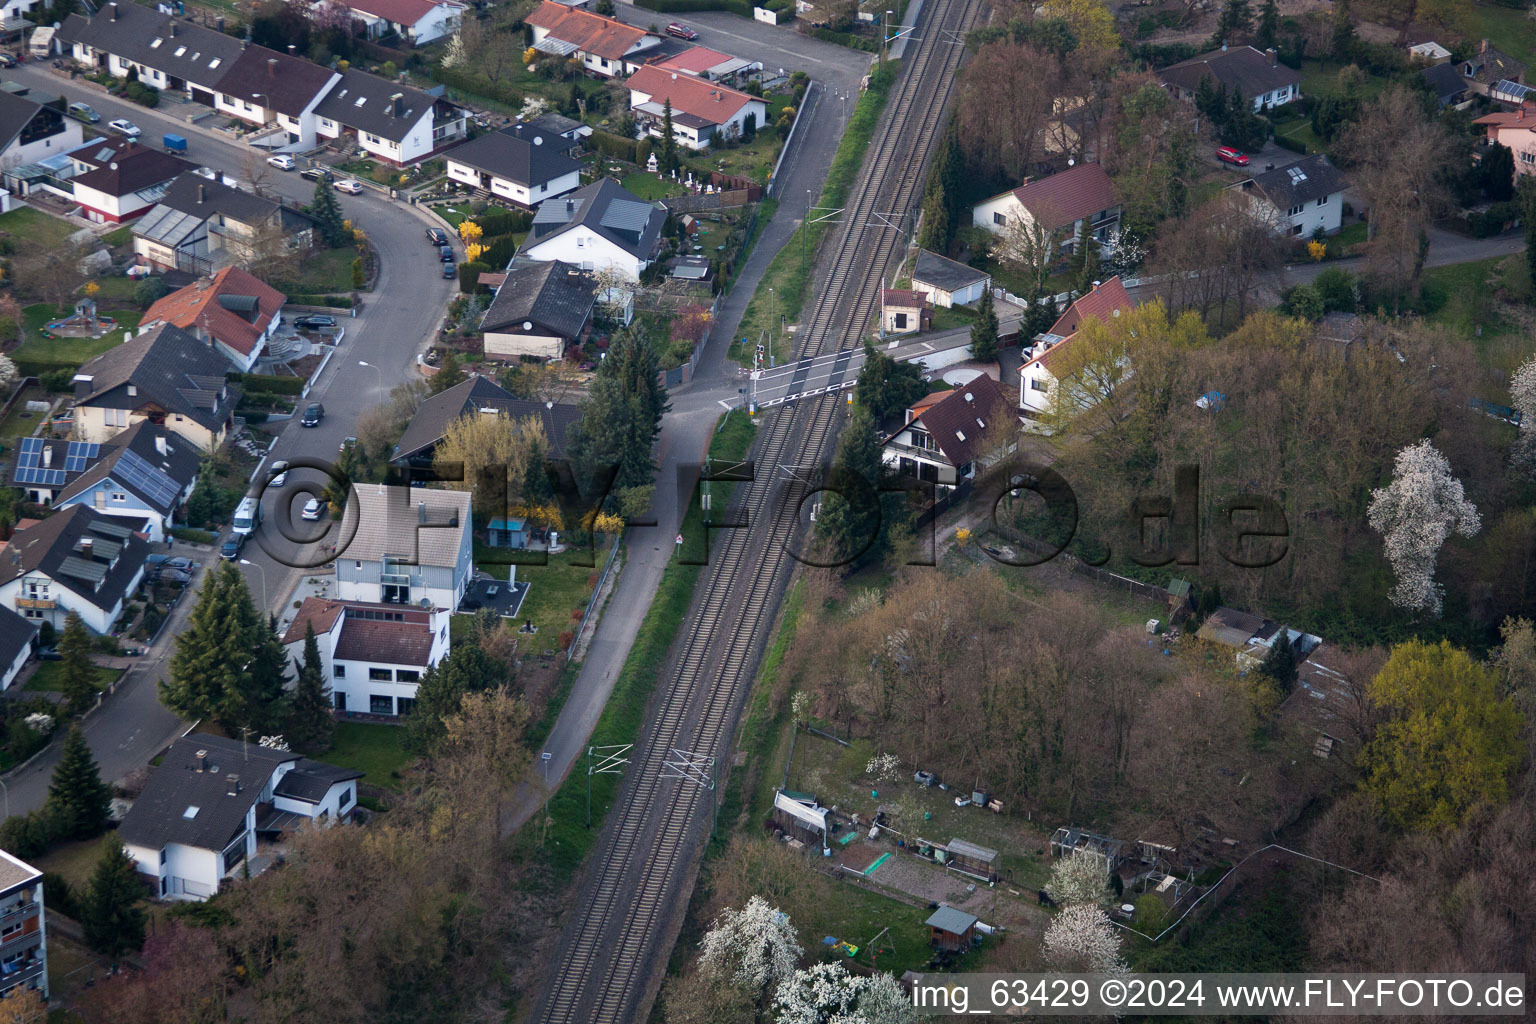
[925,906,978,952]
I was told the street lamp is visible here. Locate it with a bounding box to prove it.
[802,187,811,276]
[239,558,267,612]
[0,777,9,822]
[358,360,383,394]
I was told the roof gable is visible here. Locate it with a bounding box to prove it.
[481,258,595,340]
[142,266,286,358]
[74,322,241,432]
[214,46,337,118]
[912,249,988,293]
[0,506,151,610]
[526,1,655,60]
[119,734,300,852]
[1157,45,1302,99]
[443,122,581,186]
[527,177,666,260]
[902,374,1012,468]
[1006,163,1117,233]
[626,65,757,125]
[1240,154,1349,211]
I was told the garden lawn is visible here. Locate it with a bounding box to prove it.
[621,173,687,201]
[0,207,77,249]
[472,544,610,643]
[685,119,787,185]
[24,663,121,694]
[0,386,49,448]
[100,223,136,248]
[1297,59,1392,101]
[34,837,108,892]
[271,247,362,295]
[326,722,414,790]
[1273,116,1326,156]
[14,305,140,367]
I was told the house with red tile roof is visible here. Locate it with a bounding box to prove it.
[1474,103,1536,185]
[625,65,767,149]
[972,162,1121,256]
[1019,277,1133,421]
[526,0,663,78]
[880,374,1016,492]
[881,288,931,335]
[141,266,287,372]
[281,598,450,717]
[331,0,465,46]
[648,45,761,84]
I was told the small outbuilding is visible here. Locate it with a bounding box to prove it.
[486,517,530,549]
[881,289,931,335]
[772,788,830,851]
[945,837,999,882]
[926,905,978,952]
[911,249,990,308]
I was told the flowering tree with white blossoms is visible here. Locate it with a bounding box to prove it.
[1509,357,1536,473]
[258,735,291,751]
[864,752,901,783]
[699,896,803,998]
[1045,850,1110,907]
[774,962,916,1024]
[1042,903,1129,975]
[1366,440,1481,617]
[791,691,813,728]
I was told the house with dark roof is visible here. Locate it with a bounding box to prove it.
[525,0,663,78]
[119,734,361,901]
[444,122,581,207]
[1232,153,1350,237]
[0,605,39,692]
[331,0,465,45]
[522,177,667,283]
[313,69,466,165]
[971,162,1120,256]
[1422,61,1471,109]
[8,437,113,506]
[58,3,245,105]
[0,88,81,169]
[53,422,200,543]
[911,249,990,308]
[140,266,287,371]
[1019,277,1133,421]
[281,598,449,716]
[1460,38,1527,98]
[393,374,581,467]
[880,374,1016,491]
[1157,45,1302,111]
[481,259,595,360]
[66,139,195,224]
[133,172,314,276]
[526,111,592,141]
[0,506,150,634]
[211,45,341,148]
[71,323,242,451]
[625,65,767,150]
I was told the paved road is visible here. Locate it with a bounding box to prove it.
[1,64,456,812]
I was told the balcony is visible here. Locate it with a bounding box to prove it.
[379,573,412,587]
[14,598,53,610]
[0,958,43,993]
[0,904,39,936]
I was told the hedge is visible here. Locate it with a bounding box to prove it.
[634,0,755,15]
[285,294,354,308]
[810,27,875,51]
[476,208,533,237]
[15,360,78,380]
[233,373,306,395]
[589,130,639,163]
[481,234,520,270]
[1273,133,1307,155]
[460,261,492,294]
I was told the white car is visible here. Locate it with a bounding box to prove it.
[334,178,364,195]
[107,118,142,137]
[301,498,324,521]
[267,460,289,488]
[266,154,296,171]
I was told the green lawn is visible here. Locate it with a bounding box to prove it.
[86,275,142,304]
[1472,1,1536,69]
[100,223,136,248]
[23,662,121,694]
[1297,59,1393,101]
[34,837,108,892]
[0,386,49,448]
[929,304,978,332]
[325,722,414,790]
[621,173,688,201]
[1333,221,1367,248]
[1273,116,1326,156]
[271,246,363,295]
[469,544,612,648]
[14,304,140,367]
[431,205,469,230]
[0,207,77,249]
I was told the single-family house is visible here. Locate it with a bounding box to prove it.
[443,122,582,207]
[881,289,930,335]
[392,375,580,469]
[140,265,287,371]
[0,606,39,692]
[53,422,201,543]
[1423,61,1471,109]
[525,0,663,78]
[625,65,767,150]
[8,438,112,507]
[0,848,47,1000]
[332,0,465,45]
[119,734,361,901]
[3,0,46,28]
[1474,106,1536,180]
[1232,153,1349,237]
[480,259,596,361]
[972,162,1120,255]
[1157,45,1302,111]
[1461,39,1527,99]
[0,507,150,634]
[0,89,81,170]
[313,70,466,166]
[881,374,1015,491]
[71,323,242,451]
[521,177,667,283]
[1196,605,1322,669]
[67,139,195,224]
[911,249,989,308]
[213,45,341,149]
[133,172,315,276]
[1019,277,1133,420]
[647,45,762,85]
[334,485,472,612]
[58,4,245,106]
[281,597,449,716]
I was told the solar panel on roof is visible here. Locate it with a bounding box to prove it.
[115,448,182,510]
[87,520,134,540]
[14,439,67,486]
[64,441,100,472]
[600,199,653,235]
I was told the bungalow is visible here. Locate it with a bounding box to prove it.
[522,178,667,283]
[313,70,467,166]
[1232,154,1349,237]
[481,259,596,361]
[332,0,465,46]
[626,65,767,150]
[281,598,449,716]
[443,122,582,207]
[1019,277,1133,420]
[0,606,39,692]
[53,422,201,543]
[1474,106,1536,181]
[880,289,930,335]
[0,89,81,170]
[133,172,315,277]
[67,138,195,224]
[119,734,361,901]
[1423,62,1471,109]
[393,375,580,468]
[1157,45,1302,111]
[58,4,245,106]
[0,507,150,635]
[140,265,287,371]
[334,485,472,612]
[880,373,1015,492]
[212,46,340,149]
[1460,39,1527,99]
[911,249,989,308]
[647,45,762,85]
[972,162,1120,256]
[71,323,242,451]
[525,0,663,78]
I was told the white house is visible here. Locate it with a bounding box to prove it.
[335,485,473,612]
[0,507,150,635]
[525,0,663,79]
[58,3,246,106]
[1018,277,1133,421]
[1232,154,1349,238]
[0,606,38,693]
[911,249,989,308]
[625,65,767,150]
[66,138,195,224]
[53,423,200,544]
[282,598,449,717]
[0,90,82,171]
[521,178,667,283]
[972,162,1121,256]
[313,70,467,166]
[119,735,361,901]
[332,0,464,45]
[480,259,595,361]
[1157,45,1302,111]
[212,47,340,149]
[881,289,930,335]
[444,123,582,208]
[880,374,1015,492]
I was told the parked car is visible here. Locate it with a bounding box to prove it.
[147,555,194,570]
[267,154,296,171]
[267,460,289,487]
[338,436,357,453]
[67,102,100,123]
[293,314,337,330]
[426,227,449,247]
[438,245,454,263]
[442,261,456,279]
[666,22,698,39]
[301,402,324,427]
[334,178,364,195]
[36,646,60,661]
[301,498,324,521]
[107,118,142,137]
[220,536,243,560]
[152,568,194,585]
[0,53,16,68]
[300,166,332,182]
[1216,146,1250,166]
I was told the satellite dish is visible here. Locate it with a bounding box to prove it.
[1067,158,1075,167]
[671,73,678,80]
[109,161,119,170]
[534,136,543,145]
[523,320,533,330]
[418,598,431,608]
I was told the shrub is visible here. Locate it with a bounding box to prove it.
[39,367,79,392]
[285,294,354,308]
[1272,133,1306,154]
[460,261,491,295]
[0,809,56,860]
[133,276,168,308]
[41,872,80,920]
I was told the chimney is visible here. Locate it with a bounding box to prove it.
[170,23,177,37]
[72,374,93,401]
[198,182,206,203]
[1265,47,1277,66]
[288,44,296,55]
[195,749,209,772]
[417,501,427,525]
[267,57,277,80]
[109,2,117,20]
[566,199,574,212]
[226,774,240,797]
[80,537,92,558]
[217,16,225,33]
[1481,38,1491,54]
[155,434,169,457]
[390,92,404,117]
[41,446,51,468]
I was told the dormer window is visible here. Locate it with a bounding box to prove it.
[175,46,186,57]
[150,37,162,47]
[127,384,136,397]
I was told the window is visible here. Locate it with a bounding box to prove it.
[540,182,548,192]
[1030,377,1048,392]
[1523,152,1535,165]
[396,669,420,683]
[368,667,392,681]
[333,664,346,678]
[1316,197,1326,207]
[111,492,127,503]
[370,694,394,715]
[577,236,585,247]
[1288,205,1303,217]
[334,692,346,711]
[396,697,416,716]
[1292,223,1304,236]
[339,787,354,810]
[993,212,1006,226]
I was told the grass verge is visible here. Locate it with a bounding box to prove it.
[24,663,121,694]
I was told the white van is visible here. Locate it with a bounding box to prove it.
[232,496,261,536]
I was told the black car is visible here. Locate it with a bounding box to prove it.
[438,245,454,263]
[426,227,449,247]
[220,536,242,561]
[301,402,324,426]
[300,166,332,182]
[442,261,456,279]
[0,54,17,69]
[294,314,337,330]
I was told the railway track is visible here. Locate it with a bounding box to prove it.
[533,2,982,1021]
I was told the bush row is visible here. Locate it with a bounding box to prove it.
[232,373,306,395]
[589,129,640,164]
[634,0,756,15]
[285,294,354,308]
[809,27,875,51]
